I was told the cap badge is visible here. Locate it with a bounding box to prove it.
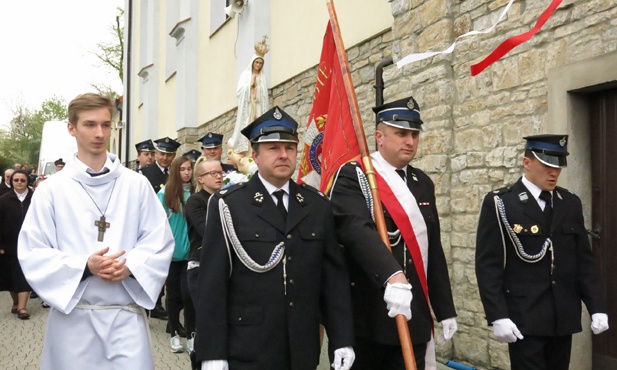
[559,137,566,147]
[513,224,523,234]
[407,99,414,109]
[392,114,399,121]
[273,108,283,120]
[531,225,539,234]
[296,193,304,204]
[254,192,264,203]
[165,138,170,143]
[208,133,212,138]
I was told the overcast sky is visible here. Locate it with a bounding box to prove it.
[0,0,124,128]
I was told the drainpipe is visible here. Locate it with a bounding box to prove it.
[124,0,133,167]
[374,56,393,125]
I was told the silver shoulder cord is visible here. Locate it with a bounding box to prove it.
[356,166,402,245]
[493,195,553,268]
[218,198,286,276]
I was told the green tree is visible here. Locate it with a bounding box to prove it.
[0,97,67,169]
[92,7,124,98]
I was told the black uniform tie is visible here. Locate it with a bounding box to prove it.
[395,169,406,182]
[539,190,553,224]
[163,167,169,175]
[273,190,287,220]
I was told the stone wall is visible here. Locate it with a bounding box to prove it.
[179,1,617,368]
[387,0,617,369]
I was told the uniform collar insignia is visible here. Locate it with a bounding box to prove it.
[253,191,264,204]
[411,172,418,182]
[556,190,562,200]
[296,192,304,204]
[220,189,228,194]
[518,192,529,202]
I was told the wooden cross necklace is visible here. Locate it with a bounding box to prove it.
[77,179,117,242]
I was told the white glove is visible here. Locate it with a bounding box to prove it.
[441,317,458,341]
[591,313,609,335]
[492,318,524,343]
[332,346,355,370]
[201,360,229,370]
[383,282,412,320]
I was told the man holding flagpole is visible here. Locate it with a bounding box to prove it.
[329,96,457,370]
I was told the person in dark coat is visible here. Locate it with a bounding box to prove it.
[475,134,609,370]
[185,157,224,369]
[195,106,355,370]
[141,137,181,194]
[329,96,457,370]
[185,158,224,301]
[135,139,156,173]
[0,168,14,197]
[197,132,237,173]
[140,136,181,320]
[0,169,33,319]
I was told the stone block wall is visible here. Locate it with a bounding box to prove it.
[388,0,617,369]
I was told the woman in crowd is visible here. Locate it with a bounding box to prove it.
[0,170,33,319]
[186,158,224,304]
[158,155,195,353]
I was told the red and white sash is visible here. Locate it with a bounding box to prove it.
[371,152,437,369]
[370,152,430,303]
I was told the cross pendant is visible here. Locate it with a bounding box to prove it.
[94,215,110,242]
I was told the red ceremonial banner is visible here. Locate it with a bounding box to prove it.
[298,21,359,192]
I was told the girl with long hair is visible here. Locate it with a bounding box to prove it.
[157,155,195,353]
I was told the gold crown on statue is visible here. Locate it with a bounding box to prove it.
[254,35,270,57]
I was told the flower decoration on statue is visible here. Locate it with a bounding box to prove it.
[222,170,251,189]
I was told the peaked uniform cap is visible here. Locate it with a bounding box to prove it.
[153,137,181,153]
[523,134,569,168]
[135,139,156,153]
[183,149,203,162]
[197,132,224,149]
[373,96,423,131]
[241,106,299,143]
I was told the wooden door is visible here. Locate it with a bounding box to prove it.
[590,89,617,370]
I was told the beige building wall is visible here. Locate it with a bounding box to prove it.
[269,0,392,87]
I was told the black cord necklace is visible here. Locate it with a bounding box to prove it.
[77,179,118,242]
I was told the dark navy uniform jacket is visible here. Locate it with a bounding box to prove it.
[329,161,456,346]
[140,163,168,193]
[194,174,354,370]
[475,177,605,336]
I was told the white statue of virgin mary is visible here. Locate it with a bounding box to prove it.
[229,36,270,154]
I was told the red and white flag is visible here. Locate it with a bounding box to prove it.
[297,21,359,193]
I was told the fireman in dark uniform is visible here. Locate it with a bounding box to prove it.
[141,137,180,193]
[197,132,237,173]
[135,139,155,173]
[476,134,609,370]
[329,96,457,370]
[195,106,355,370]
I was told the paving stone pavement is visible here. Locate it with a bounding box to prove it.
[0,293,190,370]
[1,293,451,369]
[0,293,335,370]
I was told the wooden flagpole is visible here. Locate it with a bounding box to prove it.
[325,1,416,369]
